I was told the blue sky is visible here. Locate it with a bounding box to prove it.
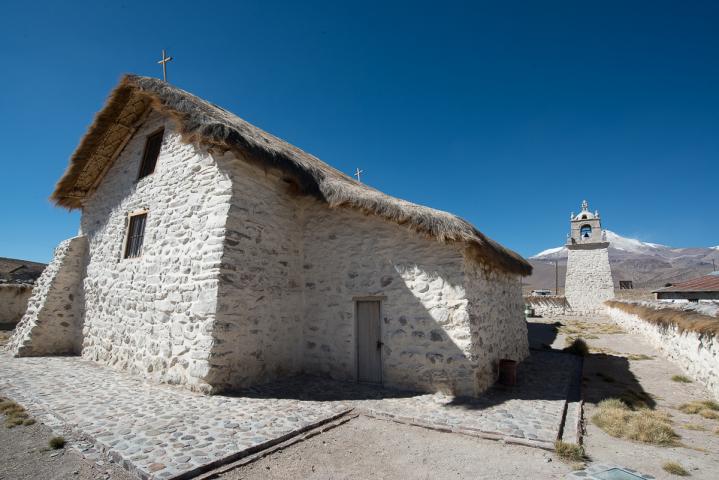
[1,0,717,263]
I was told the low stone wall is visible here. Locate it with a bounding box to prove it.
[606,301,719,399]
[524,296,570,317]
[10,236,87,356]
[0,284,33,329]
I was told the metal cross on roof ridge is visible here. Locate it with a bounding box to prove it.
[354,168,364,182]
[158,49,173,82]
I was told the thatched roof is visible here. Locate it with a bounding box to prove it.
[52,75,531,276]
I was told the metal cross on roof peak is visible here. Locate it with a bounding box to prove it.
[354,168,364,182]
[157,49,173,82]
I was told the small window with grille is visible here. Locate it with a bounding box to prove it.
[124,212,147,259]
[137,129,164,179]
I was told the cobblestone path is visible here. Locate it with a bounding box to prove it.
[0,350,579,479]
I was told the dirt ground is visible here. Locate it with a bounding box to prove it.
[0,413,134,480]
[543,314,719,480]
[217,415,571,480]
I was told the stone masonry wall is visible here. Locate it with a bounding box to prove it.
[208,153,304,391]
[466,263,529,393]
[0,284,33,328]
[608,304,719,400]
[301,202,522,397]
[10,236,87,356]
[565,247,614,314]
[524,296,571,317]
[79,111,231,393]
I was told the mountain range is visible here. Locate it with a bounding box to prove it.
[526,230,719,292]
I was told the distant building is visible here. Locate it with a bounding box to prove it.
[653,272,719,301]
[0,257,45,328]
[0,257,46,285]
[564,200,614,313]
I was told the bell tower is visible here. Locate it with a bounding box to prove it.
[564,200,614,313]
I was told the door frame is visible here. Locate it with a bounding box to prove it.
[353,295,386,385]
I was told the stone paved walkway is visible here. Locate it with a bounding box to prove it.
[0,350,580,479]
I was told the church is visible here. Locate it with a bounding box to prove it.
[10,75,531,397]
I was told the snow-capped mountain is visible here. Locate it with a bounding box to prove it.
[527,231,718,290]
[533,230,681,260]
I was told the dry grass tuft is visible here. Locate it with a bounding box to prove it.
[592,398,678,445]
[563,338,590,356]
[684,423,706,431]
[662,461,689,476]
[0,397,31,429]
[679,400,719,419]
[626,353,653,361]
[554,441,585,462]
[557,319,624,336]
[606,300,719,338]
[672,375,693,383]
[49,436,66,449]
[699,409,719,420]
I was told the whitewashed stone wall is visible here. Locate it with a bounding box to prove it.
[565,247,614,314]
[524,296,570,317]
[10,236,87,356]
[208,153,304,391]
[0,284,33,328]
[28,108,529,396]
[79,111,231,393]
[301,203,527,396]
[608,304,719,399]
[466,263,529,392]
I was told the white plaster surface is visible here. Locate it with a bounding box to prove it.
[565,247,614,314]
[608,305,719,400]
[10,236,87,356]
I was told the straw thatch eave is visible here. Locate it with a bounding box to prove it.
[51,74,531,276]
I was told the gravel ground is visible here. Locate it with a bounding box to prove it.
[0,413,134,480]
[217,415,571,480]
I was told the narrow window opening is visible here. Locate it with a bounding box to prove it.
[124,213,147,259]
[138,129,164,179]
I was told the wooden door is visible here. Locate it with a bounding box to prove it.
[356,300,382,384]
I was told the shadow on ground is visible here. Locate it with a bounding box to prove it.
[582,353,656,409]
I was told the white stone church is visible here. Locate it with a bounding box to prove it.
[10,75,531,397]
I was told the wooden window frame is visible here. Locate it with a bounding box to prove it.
[137,128,164,180]
[122,209,149,260]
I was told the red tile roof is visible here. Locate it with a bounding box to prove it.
[654,272,719,293]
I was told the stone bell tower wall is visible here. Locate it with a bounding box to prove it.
[565,244,614,314]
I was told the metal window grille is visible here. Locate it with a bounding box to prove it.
[138,130,164,179]
[124,213,147,259]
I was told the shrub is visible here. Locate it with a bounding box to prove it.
[554,441,585,462]
[662,461,689,476]
[49,436,66,449]
[671,375,692,383]
[564,338,589,356]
